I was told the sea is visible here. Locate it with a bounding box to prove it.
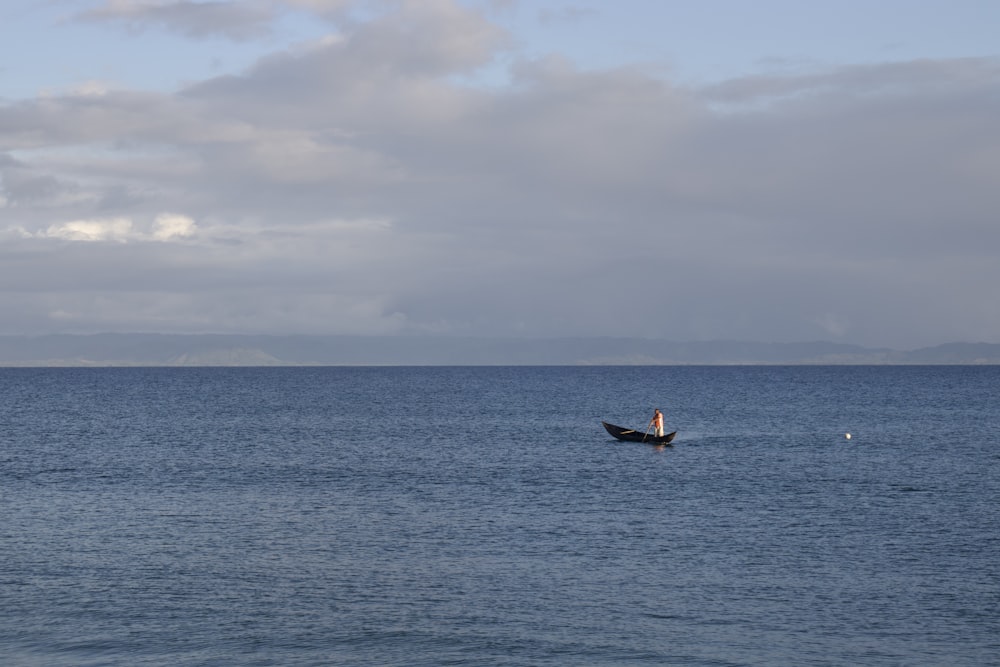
[1,365,998,666]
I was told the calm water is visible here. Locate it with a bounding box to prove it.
[1,366,998,666]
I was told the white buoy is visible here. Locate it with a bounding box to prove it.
[845,433,852,440]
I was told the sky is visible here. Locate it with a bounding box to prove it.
[1,0,999,348]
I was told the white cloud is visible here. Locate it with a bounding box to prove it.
[66,81,116,98]
[0,225,33,240]
[152,213,197,240]
[31,214,199,243]
[44,217,134,242]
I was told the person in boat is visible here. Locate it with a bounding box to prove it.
[649,408,665,438]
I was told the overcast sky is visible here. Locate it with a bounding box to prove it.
[1,0,998,348]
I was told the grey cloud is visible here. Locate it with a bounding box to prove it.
[77,0,279,41]
[182,3,508,120]
[703,58,1000,106]
[0,165,68,206]
[537,7,595,27]
[2,4,999,346]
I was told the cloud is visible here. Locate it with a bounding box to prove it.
[77,0,279,41]
[152,213,198,239]
[22,214,198,243]
[2,1,1000,345]
[537,6,596,27]
[44,217,133,242]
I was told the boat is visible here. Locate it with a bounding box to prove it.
[602,421,676,445]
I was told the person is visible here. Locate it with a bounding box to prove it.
[648,408,665,438]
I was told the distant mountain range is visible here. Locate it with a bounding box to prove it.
[1,334,999,366]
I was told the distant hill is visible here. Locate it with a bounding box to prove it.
[0,334,998,366]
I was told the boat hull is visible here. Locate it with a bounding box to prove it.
[602,421,676,445]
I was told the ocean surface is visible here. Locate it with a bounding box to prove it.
[1,366,998,666]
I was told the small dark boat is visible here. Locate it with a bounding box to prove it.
[602,421,676,445]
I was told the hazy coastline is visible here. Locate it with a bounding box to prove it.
[2,334,998,366]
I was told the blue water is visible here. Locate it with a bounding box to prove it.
[1,366,998,666]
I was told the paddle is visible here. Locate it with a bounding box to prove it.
[641,424,652,442]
